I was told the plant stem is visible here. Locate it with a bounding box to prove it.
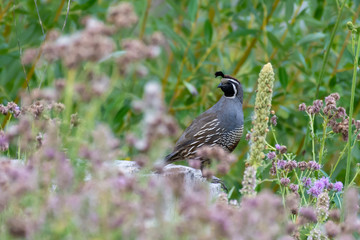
[329,141,348,178]
[64,69,76,126]
[139,0,152,40]
[318,116,328,165]
[276,168,286,206]
[350,168,360,186]
[271,126,279,144]
[294,170,308,205]
[315,0,346,97]
[345,31,360,188]
[308,113,316,162]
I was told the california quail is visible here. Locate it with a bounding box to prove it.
[165,71,244,169]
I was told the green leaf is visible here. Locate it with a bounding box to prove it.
[225,28,258,39]
[188,0,198,22]
[297,32,325,45]
[72,0,97,10]
[183,81,198,96]
[114,99,131,130]
[278,67,289,89]
[227,186,235,199]
[267,32,283,49]
[99,51,126,63]
[0,43,9,54]
[285,0,294,21]
[277,106,290,119]
[303,17,324,28]
[319,169,329,178]
[333,192,342,209]
[292,51,307,69]
[204,19,213,44]
[158,25,187,47]
[329,75,337,87]
[314,3,324,20]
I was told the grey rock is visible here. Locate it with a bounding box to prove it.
[105,160,224,197]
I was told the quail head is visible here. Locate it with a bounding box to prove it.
[164,71,244,170]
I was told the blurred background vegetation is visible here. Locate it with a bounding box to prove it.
[0,0,360,195]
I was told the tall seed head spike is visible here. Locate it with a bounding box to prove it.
[247,62,275,168]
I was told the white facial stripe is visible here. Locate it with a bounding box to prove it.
[231,82,237,95]
[222,78,239,86]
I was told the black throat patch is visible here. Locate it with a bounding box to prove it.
[220,83,236,97]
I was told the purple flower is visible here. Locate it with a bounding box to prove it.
[355,120,360,130]
[333,181,343,192]
[312,100,323,114]
[269,165,277,176]
[307,161,320,171]
[299,103,306,111]
[299,207,317,222]
[275,144,281,150]
[0,104,7,115]
[267,151,276,160]
[280,178,290,187]
[279,145,287,154]
[277,160,287,169]
[298,161,307,171]
[302,177,312,188]
[325,221,340,238]
[0,131,9,152]
[325,96,336,106]
[284,160,297,171]
[313,99,323,108]
[307,106,315,114]
[330,93,340,101]
[270,115,277,126]
[314,179,325,191]
[289,184,299,192]
[189,159,201,169]
[7,102,18,112]
[44,148,57,159]
[113,176,130,189]
[336,107,346,118]
[307,186,322,197]
[320,177,331,189]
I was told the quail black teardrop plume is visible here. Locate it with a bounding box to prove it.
[164,71,244,169]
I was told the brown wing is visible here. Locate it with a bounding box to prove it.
[165,112,225,163]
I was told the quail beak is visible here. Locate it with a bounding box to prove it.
[217,82,223,88]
